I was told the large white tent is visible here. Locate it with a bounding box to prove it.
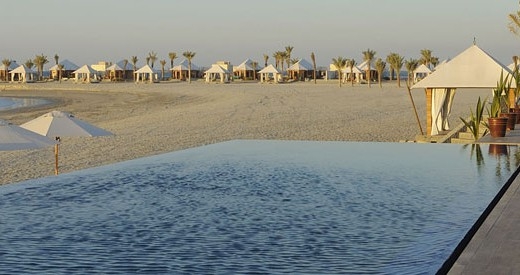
[9,65,36,83]
[413,64,432,84]
[204,64,231,83]
[135,65,159,83]
[412,44,514,136]
[171,59,200,80]
[233,59,261,80]
[258,64,282,83]
[49,59,79,79]
[73,65,100,83]
[287,59,313,81]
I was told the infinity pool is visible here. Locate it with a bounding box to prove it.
[0,140,517,274]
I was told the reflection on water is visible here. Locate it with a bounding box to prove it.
[0,97,51,111]
[0,141,517,274]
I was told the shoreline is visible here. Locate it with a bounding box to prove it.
[0,80,489,185]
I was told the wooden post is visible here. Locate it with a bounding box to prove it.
[54,143,59,175]
[426,88,433,136]
[508,87,516,108]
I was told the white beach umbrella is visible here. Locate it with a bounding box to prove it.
[21,110,113,175]
[0,119,56,151]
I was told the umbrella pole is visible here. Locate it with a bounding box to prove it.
[54,138,60,175]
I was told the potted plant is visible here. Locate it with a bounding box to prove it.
[486,72,509,137]
[460,96,488,141]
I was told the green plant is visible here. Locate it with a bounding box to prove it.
[460,97,488,140]
[488,70,511,118]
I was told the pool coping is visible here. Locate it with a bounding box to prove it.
[444,160,520,274]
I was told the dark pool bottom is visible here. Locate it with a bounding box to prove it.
[0,141,517,274]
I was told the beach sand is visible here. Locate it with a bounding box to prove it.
[0,80,490,185]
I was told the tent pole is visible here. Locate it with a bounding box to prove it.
[406,83,424,135]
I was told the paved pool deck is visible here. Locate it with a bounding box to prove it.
[446,128,520,274]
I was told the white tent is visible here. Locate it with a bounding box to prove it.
[413,64,432,84]
[9,65,37,83]
[73,65,100,83]
[233,59,262,80]
[204,64,231,83]
[171,59,200,80]
[287,59,313,81]
[0,61,20,81]
[258,64,282,83]
[135,65,159,83]
[49,59,80,80]
[412,44,515,136]
[342,65,363,83]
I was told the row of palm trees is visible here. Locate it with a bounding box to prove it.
[331,49,439,88]
[2,47,437,87]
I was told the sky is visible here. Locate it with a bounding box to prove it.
[3,0,520,69]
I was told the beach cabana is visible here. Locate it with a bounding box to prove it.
[0,61,20,81]
[342,65,362,84]
[357,60,378,83]
[106,61,132,81]
[73,65,100,83]
[204,63,232,83]
[171,59,200,80]
[233,59,261,80]
[49,59,79,80]
[258,64,282,83]
[413,64,432,84]
[412,44,515,136]
[9,65,37,83]
[287,59,313,81]
[135,65,159,83]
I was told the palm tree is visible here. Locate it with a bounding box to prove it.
[148,51,158,68]
[509,3,520,35]
[54,54,59,65]
[24,59,34,70]
[375,58,386,88]
[387,53,404,87]
[273,51,283,69]
[131,56,138,81]
[122,59,128,81]
[57,64,64,83]
[285,45,294,68]
[405,58,419,87]
[160,60,166,81]
[362,48,376,88]
[346,59,356,86]
[33,54,48,81]
[386,53,397,81]
[280,52,288,72]
[168,52,177,71]
[311,52,317,84]
[182,51,196,83]
[146,57,151,67]
[332,57,347,87]
[420,49,433,69]
[251,61,258,80]
[2,59,11,81]
[430,56,440,68]
[263,54,269,68]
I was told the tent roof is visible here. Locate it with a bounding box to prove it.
[21,111,112,137]
[0,61,20,70]
[171,59,200,71]
[135,64,158,73]
[258,64,281,74]
[234,58,262,71]
[106,63,124,71]
[49,59,79,71]
[412,45,514,89]
[288,59,313,71]
[73,65,97,74]
[204,64,230,74]
[341,65,362,73]
[414,64,432,74]
[9,64,36,74]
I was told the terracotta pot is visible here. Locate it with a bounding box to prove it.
[500,113,517,130]
[487,117,508,138]
[488,144,508,156]
[510,107,520,124]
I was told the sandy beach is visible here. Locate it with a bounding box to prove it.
[0,80,490,185]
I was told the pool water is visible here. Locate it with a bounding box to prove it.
[0,140,517,274]
[0,97,51,111]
